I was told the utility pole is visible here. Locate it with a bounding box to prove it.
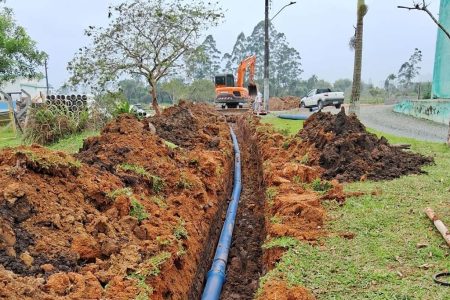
[44,59,50,95]
[264,0,270,112]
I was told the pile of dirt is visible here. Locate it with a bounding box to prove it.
[149,101,228,150]
[0,106,233,299]
[239,115,344,299]
[269,96,300,111]
[297,108,434,182]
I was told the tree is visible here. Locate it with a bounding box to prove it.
[306,75,319,90]
[160,78,187,103]
[186,79,215,102]
[118,78,150,104]
[185,35,221,80]
[0,2,47,85]
[398,1,450,146]
[349,0,368,115]
[334,79,352,92]
[68,0,223,115]
[397,48,422,88]
[398,1,450,40]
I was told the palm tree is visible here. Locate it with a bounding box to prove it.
[349,0,368,115]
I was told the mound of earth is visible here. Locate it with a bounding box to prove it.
[297,108,434,182]
[0,106,233,299]
[149,101,228,149]
[269,96,300,111]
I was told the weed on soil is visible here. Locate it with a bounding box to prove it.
[0,104,233,299]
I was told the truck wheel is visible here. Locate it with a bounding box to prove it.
[318,100,324,110]
[335,103,342,109]
[300,102,305,108]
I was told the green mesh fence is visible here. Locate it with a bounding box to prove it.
[432,0,450,99]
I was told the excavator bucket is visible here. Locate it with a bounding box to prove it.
[248,84,257,96]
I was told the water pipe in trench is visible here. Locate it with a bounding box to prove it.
[201,127,242,300]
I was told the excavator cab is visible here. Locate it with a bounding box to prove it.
[215,74,235,88]
[248,84,257,96]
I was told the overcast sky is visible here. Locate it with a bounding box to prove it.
[6,0,442,88]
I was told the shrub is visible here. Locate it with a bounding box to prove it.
[24,103,88,145]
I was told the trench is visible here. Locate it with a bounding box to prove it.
[219,121,266,299]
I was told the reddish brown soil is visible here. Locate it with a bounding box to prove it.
[296,108,434,182]
[0,105,233,299]
[238,115,344,297]
[256,281,315,300]
[220,123,266,299]
[150,101,227,150]
[269,96,300,111]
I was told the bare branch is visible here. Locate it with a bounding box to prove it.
[398,2,450,40]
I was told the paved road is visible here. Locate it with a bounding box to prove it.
[278,105,449,143]
[358,105,448,143]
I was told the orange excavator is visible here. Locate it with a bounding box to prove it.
[214,55,257,109]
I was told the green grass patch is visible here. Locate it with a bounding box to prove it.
[0,126,98,154]
[173,218,188,240]
[116,163,165,193]
[130,198,149,222]
[107,187,133,199]
[262,236,300,250]
[259,133,450,299]
[260,115,304,136]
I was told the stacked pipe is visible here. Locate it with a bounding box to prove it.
[45,94,88,113]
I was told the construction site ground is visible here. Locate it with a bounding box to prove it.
[276,104,449,143]
[0,103,449,299]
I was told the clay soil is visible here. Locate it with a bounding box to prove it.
[269,96,300,111]
[297,108,434,182]
[220,123,266,299]
[237,115,345,299]
[0,103,233,300]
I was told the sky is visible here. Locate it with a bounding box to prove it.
[5,0,442,88]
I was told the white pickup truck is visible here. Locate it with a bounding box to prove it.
[300,88,344,110]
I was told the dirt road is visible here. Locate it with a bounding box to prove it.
[288,105,448,143]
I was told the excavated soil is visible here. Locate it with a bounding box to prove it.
[220,124,266,299]
[297,108,434,182]
[0,104,233,300]
[238,115,345,299]
[150,101,226,150]
[269,96,300,111]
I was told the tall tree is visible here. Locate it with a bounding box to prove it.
[334,79,353,92]
[185,35,221,80]
[349,0,368,115]
[0,2,47,85]
[397,48,422,88]
[68,0,222,115]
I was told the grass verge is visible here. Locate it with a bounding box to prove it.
[0,126,98,153]
[260,117,450,299]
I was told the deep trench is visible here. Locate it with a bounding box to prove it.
[219,122,266,299]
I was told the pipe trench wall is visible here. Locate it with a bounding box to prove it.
[394,100,450,125]
[188,153,234,299]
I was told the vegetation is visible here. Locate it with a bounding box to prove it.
[68,0,223,115]
[173,218,188,240]
[130,198,149,222]
[310,178,333,192]
[0,126,98,153]
[349,0,368,115]
[23,104,89,145]
[397,48,423,88]
[0,1,47,84]
[260,117,450,299]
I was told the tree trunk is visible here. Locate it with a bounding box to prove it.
[447,121,450,147]
[149,80,160,116]
[349,1,366,116]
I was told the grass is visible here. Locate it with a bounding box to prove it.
[130,198,149,222]
[259,117,450,299]
[0,126,99,154]
[260,114,304,136]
